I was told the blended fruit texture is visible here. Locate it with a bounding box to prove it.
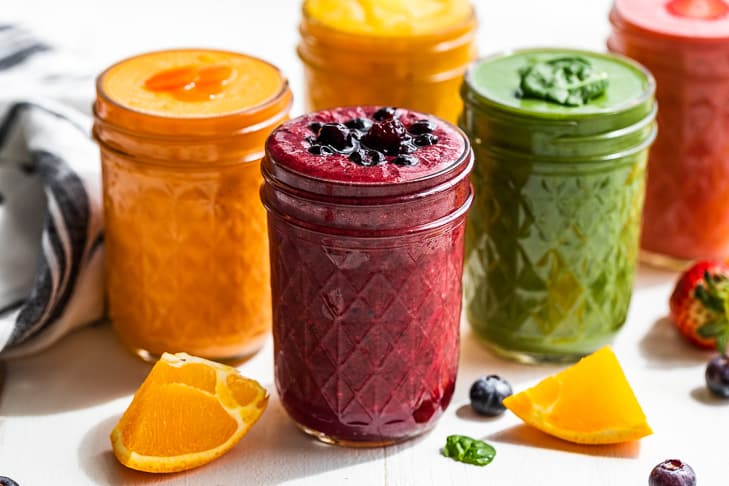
[462,49,655,361]
[263,107,471,444]
[303,0,472,35]
[98,49,289,360]
[610,0,729,261]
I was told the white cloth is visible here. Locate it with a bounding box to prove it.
[0,24,103,358]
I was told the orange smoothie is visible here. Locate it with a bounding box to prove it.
[94,49,291,361]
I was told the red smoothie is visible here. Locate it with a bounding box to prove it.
[609,0,729,263]
[261,106,472,445]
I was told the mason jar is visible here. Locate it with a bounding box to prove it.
[461,48,656,363]
[608,0,729,266]
[94,49,291,361]
[261,106,472,445]
[297,0,477,124]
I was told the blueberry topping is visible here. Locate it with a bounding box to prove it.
[305,109,440,167]
[706,355,729,398]
[409,119,436,135]
[0,477,19,486]
[399,141,417,154]
[469,375,512,417]
[350,150,385,166]
[316,123,354,151]
[363,118,408,155]
[344,117,373,131]
[414,133,439,147]
[393,155,419,166]
[649,459,696,486]
[373,106,397,121]
[308,145,334,156]
[308,121,322,134]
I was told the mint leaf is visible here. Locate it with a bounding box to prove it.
[442,434,496,467]
[519,57,608,107]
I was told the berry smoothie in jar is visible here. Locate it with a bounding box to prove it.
[461,49,656,363]
[261,106,473,446]
[609,0,729,266]
[94,49,291,361]
[297,0,477,124]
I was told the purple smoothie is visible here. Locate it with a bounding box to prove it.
[262,106,472,445]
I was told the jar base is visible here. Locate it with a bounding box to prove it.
[639,249,693,271]
[293,421,429,448]
[479,339,590,365]
[126,335,267,365]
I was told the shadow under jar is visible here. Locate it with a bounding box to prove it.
[261,106,473,446]
[94,49,291,362]
[608,0,729,267]
[297,0,477,124]
[461,49,656,363]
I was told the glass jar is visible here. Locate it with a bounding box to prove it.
[297,2,477,124]
[608,0,729,266]
[261,106,473,446]
[461,49,656,363]
[94,49,292,361]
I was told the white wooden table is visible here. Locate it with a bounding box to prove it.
[4,1,726,484]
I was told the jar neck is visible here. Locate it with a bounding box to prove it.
[297,11,477,82]
[460,83,656,161]
[609,8,729,77]
[93,84,292,165]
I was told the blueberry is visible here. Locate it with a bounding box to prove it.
[393,155,419,166]
[414,133,439,146]
[409,119,436,135]
[398,140,417,154]
[0,477,19,486]
[363,119,408,155]
[706,355,729,398]
[308,145,334,156]
[316,123,354,151]
[349,150,385,166]
[649,459,696,486]
[469,375,512,416]
[345,117,373,131]
[373,106,397,121]
[308,121,322,134]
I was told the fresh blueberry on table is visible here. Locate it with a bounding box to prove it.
[469,375,513,416]
[648,459,696,486]
[705,354,729,398]
[0,476,20,486]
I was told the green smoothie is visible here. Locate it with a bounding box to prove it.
[461,48,656,363]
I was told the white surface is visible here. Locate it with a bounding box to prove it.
[3,1,726,485]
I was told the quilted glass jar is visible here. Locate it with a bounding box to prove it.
[94,49,291,361]
[461,49,656,363]
[261,106,473,446]
[609,0,729,266]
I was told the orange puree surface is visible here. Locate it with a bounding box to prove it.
[101,49,285,117]
[96,49,290,361]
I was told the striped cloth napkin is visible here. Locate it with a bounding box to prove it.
[0,25,103,358]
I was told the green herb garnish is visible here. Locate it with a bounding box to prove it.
[518,56,608,107]
[442,434,496,467]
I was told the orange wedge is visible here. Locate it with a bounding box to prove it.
[110,352,268,473]
[502,346,652,445]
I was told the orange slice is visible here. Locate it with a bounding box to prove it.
[110,352,268,473]
[502,346,652,445]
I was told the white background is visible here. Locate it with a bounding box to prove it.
[2,1,725,485]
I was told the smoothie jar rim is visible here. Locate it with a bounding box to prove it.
[463,47,656,120]
[262,107,473,198]
[299,5,478,44]
[95,48,292,125]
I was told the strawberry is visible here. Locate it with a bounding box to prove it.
[666,0,729,20]
[669,260,729,353]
